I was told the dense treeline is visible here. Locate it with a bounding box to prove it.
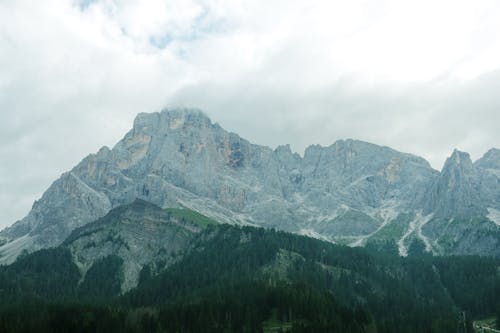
[0,224,499,332]
[0,248,125,304]
[0,302,129,333]
[125,225,499,332]
[0,248,80,303]
[78,256,124,301]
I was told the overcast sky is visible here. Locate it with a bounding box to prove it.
[1,0,499,228]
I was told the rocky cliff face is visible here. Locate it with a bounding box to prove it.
[63,199,203,292]
[424,149,485,218]
[1,108,499,263]
[475,148,500,213]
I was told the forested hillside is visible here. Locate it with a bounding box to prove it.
[0,223,499,332]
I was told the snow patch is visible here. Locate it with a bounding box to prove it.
[298,229,335,243]
[487,208,500,226]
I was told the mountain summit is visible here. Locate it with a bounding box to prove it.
[1,108,499,263]
[424,149,485,218]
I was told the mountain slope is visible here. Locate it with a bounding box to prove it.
[0,207,499,332]
[1,108,499,262]
[0,201,218,300]
[63,199,212,291]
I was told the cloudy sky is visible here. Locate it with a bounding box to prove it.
[1,0,500,228]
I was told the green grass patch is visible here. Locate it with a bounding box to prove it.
[164,208,219,228]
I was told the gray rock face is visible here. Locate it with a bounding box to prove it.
[475,148,500,169]
[424,150,485,218]
[0,108,499,262]
[475,148,500,211]
[64,199,201,292]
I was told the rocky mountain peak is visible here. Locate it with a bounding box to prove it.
[133,108,212,135]
[475,148,500,169]
[445,148,472,167]
[96,146,111,156]
[274,144,292,154]
[441,149,474,180]
[424,149,484,218]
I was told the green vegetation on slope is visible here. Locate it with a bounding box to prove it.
[0,248,80,303]
[164,207,219,228]
[78,255,124,301]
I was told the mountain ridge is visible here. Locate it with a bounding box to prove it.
[1,108,499,263]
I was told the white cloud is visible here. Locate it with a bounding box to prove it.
[0,0,499,227]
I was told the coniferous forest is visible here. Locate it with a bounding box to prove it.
[0,223,499,332]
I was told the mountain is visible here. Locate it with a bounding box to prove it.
[1,108,499,263]
[0,201,218,301]
[1,202,499,332]
[424,149,484,218]
[63,199,215,291]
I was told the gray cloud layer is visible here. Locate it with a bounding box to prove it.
[1,0,499,228]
